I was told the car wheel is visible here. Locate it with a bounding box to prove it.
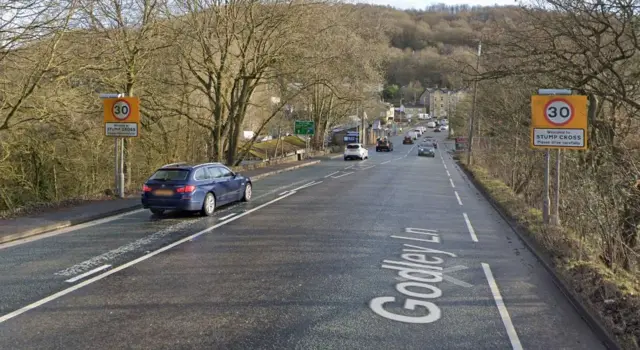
[201,192,216,216]
[241,183,252,202]
[150,209,164,216]
[344,157,348,161]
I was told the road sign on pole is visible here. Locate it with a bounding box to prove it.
[294,120,315,135]
[530,95,588,150]
[103,97,141,137]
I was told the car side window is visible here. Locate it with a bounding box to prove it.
[207,166,223,178]
[194,168,209,181]
[218,166,233,177]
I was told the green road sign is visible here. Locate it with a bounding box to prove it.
[294,120,315,135]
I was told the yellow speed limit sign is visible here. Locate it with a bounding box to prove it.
[530,95,588,150]
[103,97,140,137]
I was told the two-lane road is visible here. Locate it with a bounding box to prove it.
[0,132,606,349]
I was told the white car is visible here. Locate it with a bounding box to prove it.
[440,125,449,131]
[427,121,436,128]
[344,143,369,161]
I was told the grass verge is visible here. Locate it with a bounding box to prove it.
[460,162,639,349]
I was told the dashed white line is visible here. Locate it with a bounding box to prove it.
[393,157,404,161]
[324,171,340,178]
[444,164,447,169]
[446,170,451,177]
[64,264,111,283]
[361,165,375,170]
[482,263,523,350]
[449,178,455,188]
[454,191,463,206]
[218,213,237,221]
[332,171,354,178]
[0,191,297,324]
[278,191,290,196]
[381,160,391,164]
[463,213,478,242]
[344,165,354,169]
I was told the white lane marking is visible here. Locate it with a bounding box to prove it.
[332,172,354,179]
[444,164,447,169]
[449,178,455,188]
[291,181,322,191]
[2,174,316,250]
[64,264,111,283]
[0,209,146,250]
[278,191,290,196]
[361,165,375,170]
[344,165,354,169]
[463,213,478,242]
[381,160,391,164]
[218,213,237,221]
[0,192,297,324]
[393,157,404,161]
[455,191,463,206]
[324,171,340,178]
[482,263,523,350]
[53,218,202,277]
[446,170,451,177]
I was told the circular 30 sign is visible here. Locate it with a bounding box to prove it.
[544,98,574,126]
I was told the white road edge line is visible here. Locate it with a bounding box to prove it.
[482,263,523,350]
[0,209,146,250]
[449,178,455,188]
[64,264,111,283]
[324,171,340,178]
[332,172,354,179]
[454,191,463,206]
[463,213,479,242]
[0,191,297,324]
[381,160,391,164]
[292,181,322,191]
[218,213,237,221]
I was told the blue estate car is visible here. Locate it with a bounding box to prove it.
[141,162,252,216]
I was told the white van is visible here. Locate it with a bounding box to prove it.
[407,131,419,140]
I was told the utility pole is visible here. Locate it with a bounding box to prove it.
[466,40,481,166]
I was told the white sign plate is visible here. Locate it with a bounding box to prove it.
[105,122,138,137]
[533,128,584,147]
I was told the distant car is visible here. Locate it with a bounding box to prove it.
[402,136,414,144]
[141,162,252,216]
[434,128,441,132]
[344,143,369,160]
[426,121,436,128]
[418,145,436,157]
[376,139,394,152]
[440,125,449,131]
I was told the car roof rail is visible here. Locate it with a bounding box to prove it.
[161,162,189,168]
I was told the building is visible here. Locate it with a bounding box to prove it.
[423,88,467,119]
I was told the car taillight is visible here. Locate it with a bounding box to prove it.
[142,185,152,192]
[176,185,196,193]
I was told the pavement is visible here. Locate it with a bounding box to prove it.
[0,131,607,349]
[0,159,320,244]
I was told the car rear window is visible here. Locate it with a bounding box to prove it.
[150,169,190,181]
[346,145,360,149]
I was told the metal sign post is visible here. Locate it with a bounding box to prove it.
[531,89,588,225]
[101,93,141,198]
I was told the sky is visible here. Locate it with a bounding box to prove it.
[359,0,518,10]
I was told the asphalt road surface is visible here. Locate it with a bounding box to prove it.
[0,131,606,349]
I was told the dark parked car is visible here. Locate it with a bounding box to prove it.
[402,136,414,144]
[376,139,394,152]
[141,162,252,216]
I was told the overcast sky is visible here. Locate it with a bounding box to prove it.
[358,0,518,10]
